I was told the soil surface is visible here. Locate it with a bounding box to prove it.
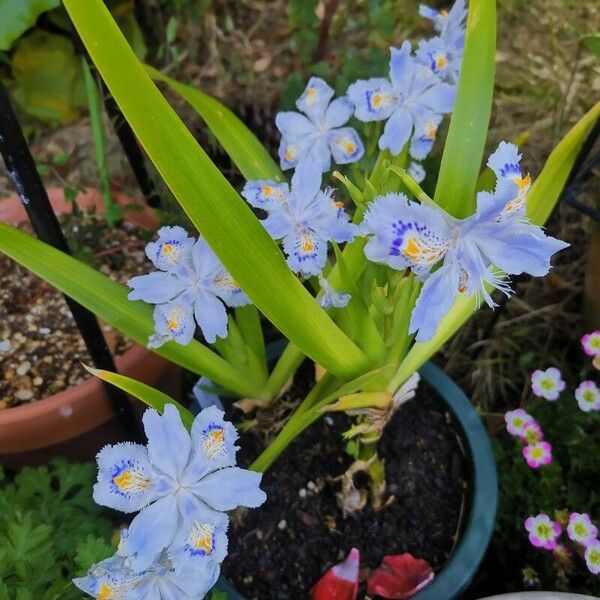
[222,366,467,599]
[0,211,150,408]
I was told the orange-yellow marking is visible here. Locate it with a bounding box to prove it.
[203,428,225,459]
[98,583,113,600]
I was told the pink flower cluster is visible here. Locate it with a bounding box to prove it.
[525,512,600,575]
[504,409,552,469]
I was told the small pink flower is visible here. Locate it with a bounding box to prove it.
[585,539,600,575]
[581,330,600,357]
[531,367,565,400]
[575,380,600,412]
[519,421,544,444]
[523,441,552,469]
[525,513,562,550]
[567,513,598,547]
[504,409,534,437]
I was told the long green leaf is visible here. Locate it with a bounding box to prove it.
[0,224,264,399]
[84,364,195,429]
[389,102,600,390]
[63,0,368,379]
[146,65,282,182]
[528,100,600,225]
[434,0,496,218]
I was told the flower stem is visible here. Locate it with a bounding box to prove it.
[81,56,122,227]
[261,342,305,401]
[251,373,340,472]
[357,432,386,509]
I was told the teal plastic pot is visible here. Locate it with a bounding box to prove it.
[213,350,498,599]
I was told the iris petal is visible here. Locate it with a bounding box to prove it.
[143,405,192,480]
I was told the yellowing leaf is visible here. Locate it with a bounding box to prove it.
[10,31,85,124]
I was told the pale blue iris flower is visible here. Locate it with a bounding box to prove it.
[193,376,224,411]
[415,1,466,85]
[318,274,351,309]
[242,158,356,277]
[408,162,426,183]
[485,141,532,219]
[347,41,455,156]
[73,553,139,599]
[360,142,569,341]
[415,36,462,84]
[409,112,443,160]
[419,0,467,49]
[92,404,266,573]
[276,77,364,172]
[127,227,250,346]
[73,544,215,600]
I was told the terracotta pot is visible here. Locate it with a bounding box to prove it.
[0,187,180,468]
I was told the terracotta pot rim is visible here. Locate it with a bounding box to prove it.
[0,187,165,453]
[0,343,148,425]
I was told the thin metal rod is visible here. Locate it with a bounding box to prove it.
[72,32,162,208]
[0,82,142,439]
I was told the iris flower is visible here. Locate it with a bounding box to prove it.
[318,274,351,309]
[419,0,467,49]
[193,376,223,411]
[408,161,426,184]
[242,158,356,276]
[415,36,462,84]
[360,142,569,341]
[416,0,466,84]
[347,41,455,156]
[93,404,265,572]
[73,546,216,600]
[127,227,250,345]
[276,77,364,172]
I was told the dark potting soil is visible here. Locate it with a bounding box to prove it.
[221,364,468,599]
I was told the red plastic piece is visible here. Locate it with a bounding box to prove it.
[366,553,434,599]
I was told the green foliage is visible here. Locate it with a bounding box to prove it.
[63,0,369,381]
[493,391,600,594]
[0,460,114,599]
[0,0,60,51]
[0,0,146,126]
[86,366,195,429]
[287,0,319,58]
[434,0,496,217]
[581,34,600,57]
[9,30,86,124]
[147,65,282,181]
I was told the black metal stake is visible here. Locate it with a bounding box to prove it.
[72,32,162,209]
[101,85,162,208]
[0,82,142,440]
